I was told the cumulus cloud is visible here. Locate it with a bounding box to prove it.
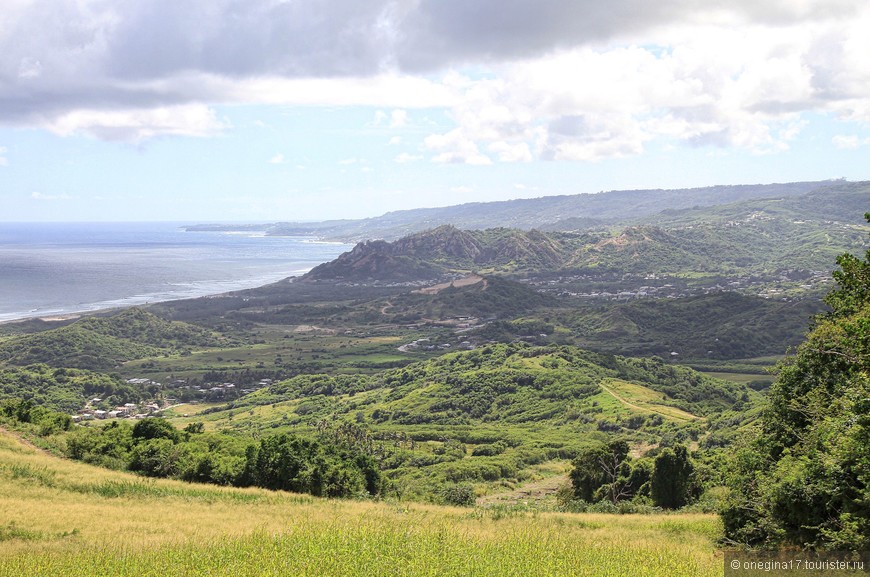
[424,129,492,165]
[394,152,422,163]
[394,0,860,70]
[42,104,228,142]
[390,109,409,128]
[418,9,870,162]
[1,0,869,155]
[371,108,412,128]
[832,135,870,149]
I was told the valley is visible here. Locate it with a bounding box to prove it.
[1,179,869,572]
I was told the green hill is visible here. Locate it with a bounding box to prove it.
[378,275,557,322]
[170,343,749,500]
[0,365,141,412]
[301,184,869,286]
[566,292,824,359]
[0,308,225,370]
[302,226,568,282]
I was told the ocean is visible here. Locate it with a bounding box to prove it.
[0,222,351,323]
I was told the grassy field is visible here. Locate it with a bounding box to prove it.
[0,428,726,576]
[597,379,700,422]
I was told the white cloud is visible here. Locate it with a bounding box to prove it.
[388,136,402,145]
[832,134,870,149]
[489,141,532,163]
[424,129,492,165]
[338,158,358,165]
[414,9,870,162]
[43,104,228,142]
[269,153,286,164]
[394,152,422,163]
[226,76,455,109]
[1,0,869,155]
[390,109,408,128]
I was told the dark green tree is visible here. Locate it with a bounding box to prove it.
[722,213,870,549]
[132,418,179,443]
[650,445,695,509]
[570,439,634,504]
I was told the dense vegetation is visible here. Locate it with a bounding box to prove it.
[565,292,823,359]
[0,365,141,413]
[0,398,381,499]
[0,308,225,370]
[722,215,870,549]
[0,426,725,576]
[298,183,868,288]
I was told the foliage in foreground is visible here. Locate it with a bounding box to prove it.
[0,400,381,499]
[722,215,870,550]
[0,426,723,577]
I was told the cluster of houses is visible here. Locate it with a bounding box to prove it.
[69,377,280,424]
[72,399,163,423]
[183,378,273,397]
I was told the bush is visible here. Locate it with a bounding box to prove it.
[440,483,476,507]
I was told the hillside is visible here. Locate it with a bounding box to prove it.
[0,308,226,370]
[564,292,824,359]
[164,343,750,501]
[378,275,557,322]
[0,427,722,576]
[302,226,568,282]
[188,180,834,241]
[0,365,142,412]
[299,183,868,287]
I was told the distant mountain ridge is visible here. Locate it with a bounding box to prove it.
[188,180,842,242]
[302,182,870,283]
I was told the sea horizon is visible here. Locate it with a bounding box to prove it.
[0,221,350,323]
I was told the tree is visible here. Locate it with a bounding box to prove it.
[132,418,179,443]
[650,445,695,509]
[570,439,634,504]
[722,213,870,549]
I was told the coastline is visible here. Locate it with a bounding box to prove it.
[0,269,310,326]
[0,223,354,328]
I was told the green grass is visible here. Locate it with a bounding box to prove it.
[0,427,724,577]
[4,519,722,576]
[598,379,700,422]
[701,372,773,385]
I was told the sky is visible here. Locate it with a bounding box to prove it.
[1,0,870,222]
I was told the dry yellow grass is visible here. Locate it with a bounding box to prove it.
[0,428,726,576]
[600,379,700,422]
